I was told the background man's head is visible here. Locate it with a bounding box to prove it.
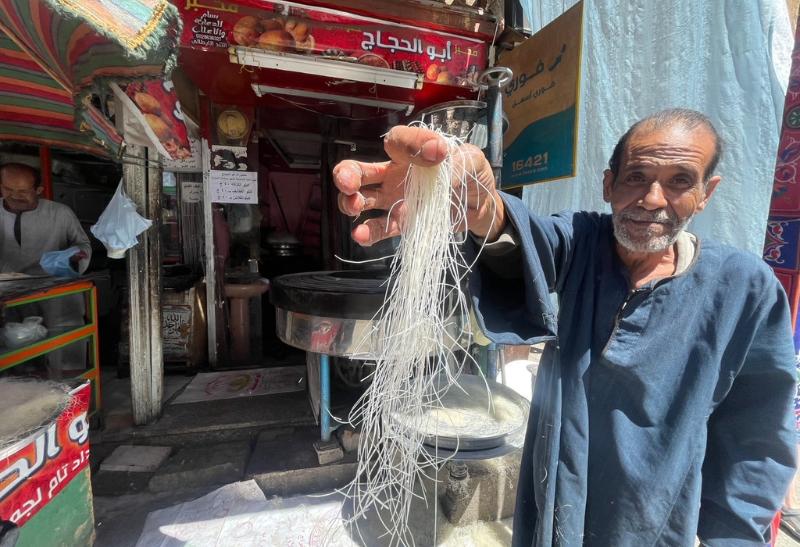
[0,163,42,213]
[603,109,723,254]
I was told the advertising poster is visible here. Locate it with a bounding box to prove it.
[180,0,487,88]
[124,79,193,160]
[162,134,202,172]
[498,2,584,188]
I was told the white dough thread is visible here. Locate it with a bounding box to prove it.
[337,127,496,546]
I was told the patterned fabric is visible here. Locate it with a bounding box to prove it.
[795,356,800,436]
[0,32,120,155]
[764,15,800,438]
[0,0,180,155]
[0,0,180,90]
[55,0,174,51]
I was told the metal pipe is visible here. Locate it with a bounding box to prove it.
[487,342,498,380]
[201,139,219,367]
[39,145,53,200]
[478,67,513,187]
[320,353,331,442]
[478,67,513,375]
[486,85,503,184]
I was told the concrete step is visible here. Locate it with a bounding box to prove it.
[246,427,358,498]
[93,391,316,447]
[149,441,252,493]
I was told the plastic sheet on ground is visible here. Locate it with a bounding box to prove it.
[135,480,514,546]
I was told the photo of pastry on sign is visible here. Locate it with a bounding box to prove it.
[232,15,316,52]
[126,81,192,160]
[180,2,487,87]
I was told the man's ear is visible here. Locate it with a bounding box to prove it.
[602,169,615,203]
[695,175,721,213]
[35,186,43,196]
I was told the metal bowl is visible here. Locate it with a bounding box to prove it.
[388,374,529,453]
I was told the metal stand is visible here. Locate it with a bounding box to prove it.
[479,66,513,184]
[320,353,331,442]
[487,343,498,380]
[478,66,513,377]
[312,352,343,465]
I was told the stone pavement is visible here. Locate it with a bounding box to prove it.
[92,371,354,546]
[92,423,520,546]
[93,425,360,546]
[90,361,533,546]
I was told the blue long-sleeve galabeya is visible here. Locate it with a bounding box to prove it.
[467,193,797,547]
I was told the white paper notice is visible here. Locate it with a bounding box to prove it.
[209,170,258,204]
[181,181,203,204]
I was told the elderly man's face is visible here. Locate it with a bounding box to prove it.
[1,168,41,213]
[602,126,721,253]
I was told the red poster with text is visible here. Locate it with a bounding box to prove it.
[180,0,487,87]
[0,382,91,527]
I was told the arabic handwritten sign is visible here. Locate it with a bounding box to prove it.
[209,170,258,204]
[499,2,584,188]
[181,181,203,203]
[0,382,91,527]
[179,1,486,87]
[163,306,192,355]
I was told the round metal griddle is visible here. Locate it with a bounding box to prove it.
[270,270,389,321]
[270,269,390,357]
[271,270,464,358]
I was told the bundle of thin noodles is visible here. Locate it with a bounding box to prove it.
[341,128,492,546]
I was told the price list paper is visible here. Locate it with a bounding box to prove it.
[209,171,258,204]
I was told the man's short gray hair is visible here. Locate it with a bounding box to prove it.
[607,108,724,181]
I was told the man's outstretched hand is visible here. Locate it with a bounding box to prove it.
[69,250,87,270]
[332,125,506,246]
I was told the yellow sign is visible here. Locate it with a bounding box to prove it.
[498,1,584,188]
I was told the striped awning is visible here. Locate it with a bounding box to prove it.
[0,33,121,155]
[0,0,181,156]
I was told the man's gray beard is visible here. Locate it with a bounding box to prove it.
[612,210,693,253]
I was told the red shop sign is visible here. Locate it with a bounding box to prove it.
[0,382,91,527]
[179,0,487,87]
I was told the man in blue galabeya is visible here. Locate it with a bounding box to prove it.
[333,109,796,546]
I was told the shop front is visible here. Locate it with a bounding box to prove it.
[154,0,499,441]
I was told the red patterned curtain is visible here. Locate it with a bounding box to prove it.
[764,15,800,353]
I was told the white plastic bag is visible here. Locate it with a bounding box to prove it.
[2,317,47,348]
[40,246,81,278]
[90,182,152,259]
